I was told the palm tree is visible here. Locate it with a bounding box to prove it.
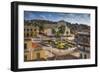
[58,25,65,36]
[33,22,44,34]
[58,25,65,41]
[39,24,44,34]
[33,22,39,37]
[52,28,56,35]
[51,27,61,42]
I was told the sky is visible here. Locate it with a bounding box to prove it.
[24,11,90,25]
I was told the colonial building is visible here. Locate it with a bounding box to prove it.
[24,39,47,61]
[75,32,90,59]
[24,23,39,39]
[57,20,71,36]
[24,24,33,38]
[24,20,74,61]
[24,20,71,38]
[42,21,71,41]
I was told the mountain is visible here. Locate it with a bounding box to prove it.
[24,19,90,34]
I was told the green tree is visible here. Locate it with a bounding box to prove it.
[38,24,44,33]
[58,25,65,35]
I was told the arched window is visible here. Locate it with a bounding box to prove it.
[27,29,29,31]
[27,33,29,37]
[30,29,32,31]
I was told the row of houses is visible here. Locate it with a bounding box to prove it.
[24,20,90,61]
[24,21,71,38]
[24,39,48,61]
[74,32,90,59]
[24,21,75,61]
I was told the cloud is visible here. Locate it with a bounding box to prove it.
[24,11,90,25]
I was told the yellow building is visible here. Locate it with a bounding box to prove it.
[24,39,47,61]
[24,24,39,38]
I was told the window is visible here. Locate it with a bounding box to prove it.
[27,33,29,37]
[24,43,27,50]
[66,31,69,34]
[27,29,29,31]
[84,54,87,59]
[30,29,32,31]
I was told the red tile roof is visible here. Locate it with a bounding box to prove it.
[32,42,39,48]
